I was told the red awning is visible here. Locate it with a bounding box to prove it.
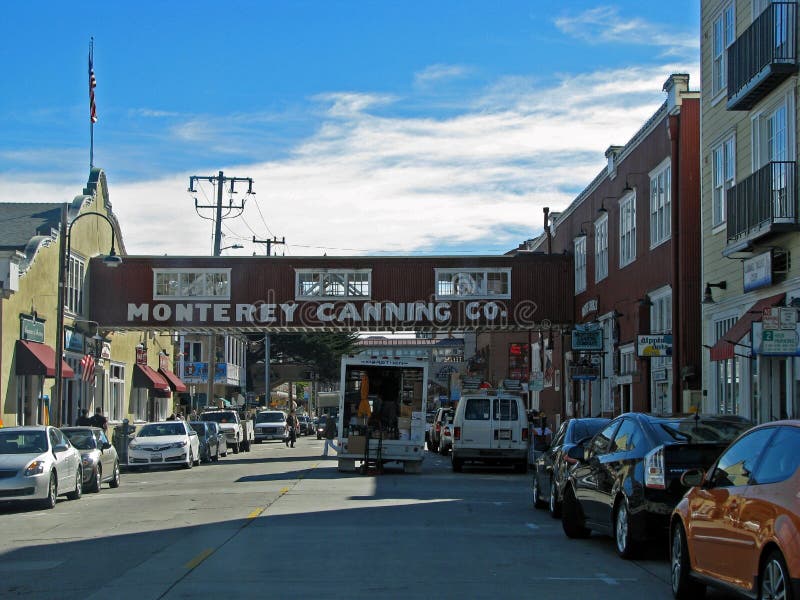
[709,292,786,361]
[15,340,75,378]
[159,367,187,393]
[133,364,171,392]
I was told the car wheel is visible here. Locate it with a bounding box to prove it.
[760,550,791,600]
[221,447,228,457]
[91,466,102,493]
[561,486,590,539]
[212,447,220,462]
[184,450,194,469]
[109,462,120,488]
[39,471,57,509]
[671,522,705,599]
[194,451,201,466]
[532,473,546,509]
[549,479,561,518]
[67,468,83,500]
[451,454,463,472]
[614,496,638,559]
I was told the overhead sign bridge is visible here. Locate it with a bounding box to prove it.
[89,254,573,333]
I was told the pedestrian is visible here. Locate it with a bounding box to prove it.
[167,413,176,421]
[76,408,92,426]
[286,412,298,448]
[89,407,108,432]
[189,409,198,421]
[323,414,338,457]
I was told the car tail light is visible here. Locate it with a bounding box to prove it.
[645,445,666,489]
[522,428,528,441]
[443,426,450,436]
[454,427,461,440]
[435,422,441,433]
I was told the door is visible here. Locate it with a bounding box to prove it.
[96,430,114,476]
[541,421,567,489]
[50,428,74,491]
[492,397,519,449]
[460,397,492,447]
[595,418,645,527]
[689,427,775,579]
[574,420,619,523]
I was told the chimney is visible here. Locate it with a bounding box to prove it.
[663,73,690,113]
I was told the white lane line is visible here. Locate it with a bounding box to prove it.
[546,574,638,585]
[525,523,540,530]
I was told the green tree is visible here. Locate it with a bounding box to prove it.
[247,331,358,384]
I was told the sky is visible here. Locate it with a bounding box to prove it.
[0,1,700,257]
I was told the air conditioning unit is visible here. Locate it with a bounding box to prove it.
[682,390,703,414]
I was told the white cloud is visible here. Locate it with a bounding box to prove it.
[0,60,699,258]
[414,64,469,87]
[554,6,698,55]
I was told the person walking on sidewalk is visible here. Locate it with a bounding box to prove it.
[323,415,339,457]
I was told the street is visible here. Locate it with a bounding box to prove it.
[0,437,732,599]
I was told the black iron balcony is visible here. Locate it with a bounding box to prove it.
[727,2,798,111]
[726,161,798,247]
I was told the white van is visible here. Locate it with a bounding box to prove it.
[451,393,528,472]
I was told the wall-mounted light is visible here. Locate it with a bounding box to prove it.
[702,281,727,304]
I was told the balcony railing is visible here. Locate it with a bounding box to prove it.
[727,161,798,246]
[727,2,798,111]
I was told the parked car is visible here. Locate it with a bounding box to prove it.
[61,426,120,492]
[189,421,222,463]
[254,410,288,443]
[428,408,453,453]
[670,420,800,600]
[127,421,201,469]
[425,411,436,444]
[297,415,313,435]
[561,413,752,559]
[451,394,528,473]
[316,415,327,439]
[0,426,83,509]
[439,413,455,455]
[531,417,609,517]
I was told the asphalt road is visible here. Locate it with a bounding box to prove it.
[0,436,737,599]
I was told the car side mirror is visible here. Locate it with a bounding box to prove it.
[53,444,69,453]
[680,468,706,488]
[566,444,585,463]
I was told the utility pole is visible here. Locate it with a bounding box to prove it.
[188,171,254,407]
[252,235,284,404]
[252,235,286,256]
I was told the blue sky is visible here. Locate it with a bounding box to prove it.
[0,1,700,257]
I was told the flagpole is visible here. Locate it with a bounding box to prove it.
[89,37,95,169]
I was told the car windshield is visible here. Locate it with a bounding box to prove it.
[256,412,284,423]
[201,412,237,423]
[0,431,47,454]
[655,418,751,443]
[138,423,186,437]
[571,419,609,442]
[63,430,97,450]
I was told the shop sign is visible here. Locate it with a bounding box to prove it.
[20,317,45,343]
[530,372,544,391]
[159,352,170,371]
[64,328,84,352]
[652,368,668,382]
[581,299,598,319]
[743,252,772,292]
[135,345,147,365]
[637,334,672,357]
[760,329,800,356]
[572,324,603,351]
[100,342,111,360]
[763,307,781,331]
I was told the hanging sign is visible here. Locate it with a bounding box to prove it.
[637,334,672,357]
[20,317,45,344]
[571,324,603,351]
[743,252,772,292]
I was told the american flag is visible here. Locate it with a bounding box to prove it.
[80,353,96,383]
[89,53,97,123]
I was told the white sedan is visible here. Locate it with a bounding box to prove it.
[0,426,83,509]
[127,421,200,469]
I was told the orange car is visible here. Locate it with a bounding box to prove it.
[670,420,800,599]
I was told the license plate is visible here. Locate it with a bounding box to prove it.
[151,453,162,461]
[498,430,511,440]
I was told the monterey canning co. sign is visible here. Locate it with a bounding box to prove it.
[89,255,572,332]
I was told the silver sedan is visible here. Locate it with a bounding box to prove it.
[0,426,83,509]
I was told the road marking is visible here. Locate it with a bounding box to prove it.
[184,548,214,570]
[546,574,637,585]
[279,487,289,495]
[525,523,539,530]
[247,507,265,519]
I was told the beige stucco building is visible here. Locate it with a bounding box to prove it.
[0,169,179,428]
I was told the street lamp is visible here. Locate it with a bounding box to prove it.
[53,209,122,426]
[220,244,244,251]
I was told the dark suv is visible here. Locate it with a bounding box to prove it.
[560,412,751,559]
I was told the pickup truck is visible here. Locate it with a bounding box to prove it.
[200,410,254,453]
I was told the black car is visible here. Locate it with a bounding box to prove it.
[560,412,752,559]
[532,417,609,517]
[189,421,222,463]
